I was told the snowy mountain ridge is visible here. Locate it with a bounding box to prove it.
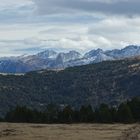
[0,45,140,73]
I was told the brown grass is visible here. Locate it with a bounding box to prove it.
[0,123,139,140]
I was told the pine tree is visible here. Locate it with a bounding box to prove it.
[127,97,140,121]
[117,103,133,123]
[98,104,112,123]
[61,106,73,123]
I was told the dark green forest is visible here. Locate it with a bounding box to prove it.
[0,58,140,117]
[3,97,140,124]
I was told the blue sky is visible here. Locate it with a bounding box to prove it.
[0,0,140,56]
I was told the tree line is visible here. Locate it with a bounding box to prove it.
[3,97,140,124]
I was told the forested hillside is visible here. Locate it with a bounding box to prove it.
[0,57,140,116]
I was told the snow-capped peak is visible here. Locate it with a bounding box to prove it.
[37,50,58,59]
[84,48,103,58]
[56,51,82,63]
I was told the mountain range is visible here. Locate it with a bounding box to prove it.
[1,45,140,73]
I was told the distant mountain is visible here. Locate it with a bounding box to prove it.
[84,48,103,58]
[106,45,140,59]
[37,50,58,59]
[0,59,31,73]
[1,57,140,116]
[84,48,114,63]
[0,45,140,73]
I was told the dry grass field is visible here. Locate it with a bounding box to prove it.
[0,123,140,140]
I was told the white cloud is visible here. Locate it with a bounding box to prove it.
[0,0,139,56]
[33,0,140,16]
[0,0,33,7]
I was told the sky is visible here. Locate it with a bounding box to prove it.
[0,0,140,56]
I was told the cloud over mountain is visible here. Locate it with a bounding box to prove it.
[0,0,139,56]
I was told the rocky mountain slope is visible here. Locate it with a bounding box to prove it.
[0,45,140,73]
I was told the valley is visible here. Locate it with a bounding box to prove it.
[0,1,139,140]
